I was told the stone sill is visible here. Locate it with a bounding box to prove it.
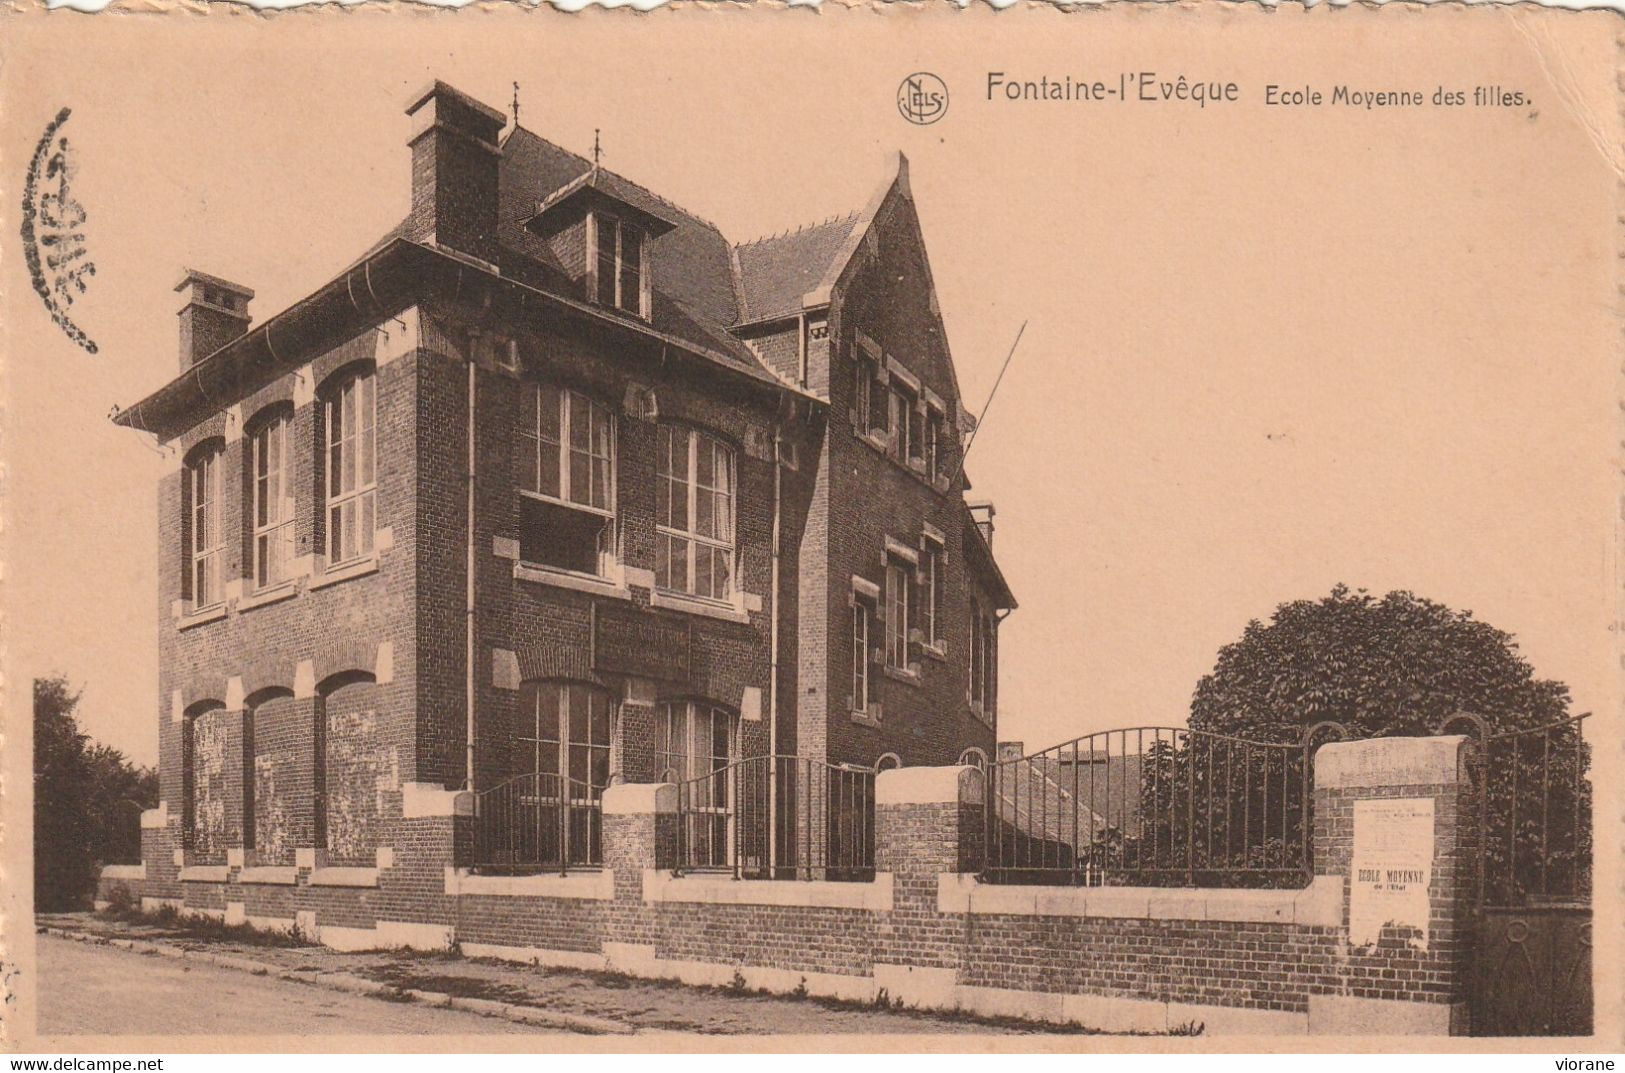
[936,873,1342,928]
[237,580,297,613]
[178,865,230,883]
[922,643,948,662]
[853,432,951,495]
[645,869,894,912]
[237,866,299,886]
[513,562,630,600]
[648,589,750,624]
[445,867,614,900]
[850,706,882,728]
[177,604,227,631]
[308,552,380,591]
[883,665,922,687]
[100,863,147,881]
[308,866,380,888]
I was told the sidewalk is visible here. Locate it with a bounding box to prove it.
[38,913,1130,1036]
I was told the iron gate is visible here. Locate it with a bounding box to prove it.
[1452,713,1593,1036]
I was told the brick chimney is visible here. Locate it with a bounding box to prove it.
[404,81,506,267]
[176,270,254,372]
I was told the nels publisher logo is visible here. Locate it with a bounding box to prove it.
[898,73,948,125]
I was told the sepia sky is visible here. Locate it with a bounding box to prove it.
[3,6,1618,767]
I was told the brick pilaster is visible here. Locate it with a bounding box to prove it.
[600,783,677,959]
[872,765,981,973]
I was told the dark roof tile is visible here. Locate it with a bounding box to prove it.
[732,212,864,324]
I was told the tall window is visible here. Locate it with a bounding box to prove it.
[488,681,612,870]
[852,601,872,712]
[884,559,910,670]
[982,608,998,716]
[593,214,645,317]
[887,383,921,465]
[971,603,996,715]
[921,543,944,648]
[970,607,985,709]
[657,701,734,783]
[516,384,616,576]
[515,681,613,792]
[925,407,943,480]
[659,701,735,869]
[189,447,223,609]
[251,415,294,589]
[325,371,377,566]
[853,355,873,431]
[656,426,735,601]
[867,363,890,439]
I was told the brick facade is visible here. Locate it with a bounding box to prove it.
[117,81,1010,924]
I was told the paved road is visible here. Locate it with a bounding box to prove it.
[34,934,538,1038]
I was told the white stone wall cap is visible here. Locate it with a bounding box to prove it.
[140,801,170,829]
[1315,734,1467,790]
[875,764,983,806]
[401,781,474,818]
[601,782,678,816]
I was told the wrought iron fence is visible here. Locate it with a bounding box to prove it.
[983,725,1345,888]
[1451,712,1592,907]
[469,772,603,874]
[674,755,875,881]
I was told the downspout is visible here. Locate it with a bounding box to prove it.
[767,414,784,874]
[796,312,808,388]
[465,357,478,792]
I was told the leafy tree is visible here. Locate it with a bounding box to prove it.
[1190,584,1570,740]
[34,676,156,911]
[1183,586,1588,902]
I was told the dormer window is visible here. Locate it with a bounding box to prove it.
[524,170,675,321]
[590,213,647,319]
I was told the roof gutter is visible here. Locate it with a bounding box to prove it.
[114,238,824,442]
[112,241,418,440]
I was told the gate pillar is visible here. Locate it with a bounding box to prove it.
[1308,734,1476,1035]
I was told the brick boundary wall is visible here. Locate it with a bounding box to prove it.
[99,735,1477,1036]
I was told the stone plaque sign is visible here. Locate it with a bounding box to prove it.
[1348,797,1435,951]
[590,601,691,683]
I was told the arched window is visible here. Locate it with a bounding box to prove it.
[875,752,903,772]
[656,426,735,601]
[515,384,616,577]
[248,409,295,590]
[186,444,225,609]
[323,369,377,566]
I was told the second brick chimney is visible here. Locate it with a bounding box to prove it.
[404,81,506,267]
[176,270,253,372]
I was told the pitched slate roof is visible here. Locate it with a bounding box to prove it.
[118,125,901,434]
[499,127,742,331]
[732,213,865,325]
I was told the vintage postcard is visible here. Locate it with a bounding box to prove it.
[0,2,1620,1055]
